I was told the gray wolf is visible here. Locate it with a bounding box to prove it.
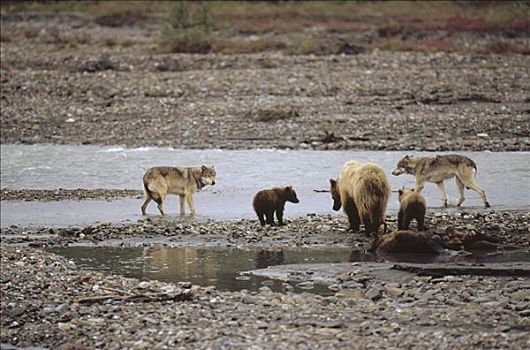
[141,165,216,215]
[398,187,426,231]
[329,160,391,234]
[253,186,299,226]
[392,154,490,208]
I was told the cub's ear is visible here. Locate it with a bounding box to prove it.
[211,165,215,169]
[329,179,336,186]
[398,189,403,196]
[285,186,293,191]
[404,155,410,159]
[201,165,207,171]
[411,188,415,192]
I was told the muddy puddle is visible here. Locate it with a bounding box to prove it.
[48,246,530,296]
[2,145,529,227]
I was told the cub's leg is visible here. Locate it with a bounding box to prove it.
[397,208,405,230]
[265,210,275,226]
[401,215,412,231]
[256,212,266,226]
[276,207,285,226]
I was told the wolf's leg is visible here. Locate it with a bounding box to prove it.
[435,181,448,207]
[462,177,490,208]
[141,195,152,215]
[179,195,185,214]
[186,195,196,215]
[155,198,165,216]
[414,177,426,193]
[455,177,466,206]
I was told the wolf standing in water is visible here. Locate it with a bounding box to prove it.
[330,160,391,234]
[392,154,490,208]
[141,165,216,215]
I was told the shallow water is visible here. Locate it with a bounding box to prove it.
[2,145,529,227]
[48,246,354,295]
[48,246,530,295]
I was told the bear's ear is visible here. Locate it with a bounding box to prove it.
[329,179,336,186]
[411,188,415,192]
[398,189,403,196]
[404,155,410,159]
[285,186,292,192]
[201,165,207,171]
[211,165,215,169]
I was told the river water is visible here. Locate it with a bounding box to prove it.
[1,145,529,227]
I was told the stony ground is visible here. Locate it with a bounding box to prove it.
[2,245,529,349]
[1,11,529,151]
[2,211,529,250]
[0,188,143,201]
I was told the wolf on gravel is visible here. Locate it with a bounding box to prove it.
[392,154,490,208]
[141,165,216,215]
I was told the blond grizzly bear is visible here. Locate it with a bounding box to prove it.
[253,186,299,226]
[398,187,426,231]
[330,160,391,234]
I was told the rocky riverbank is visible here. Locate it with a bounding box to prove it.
[2,211,529,250]
[2,244,529,349]
[0,188,143,202]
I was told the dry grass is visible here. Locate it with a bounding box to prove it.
[2,1,528,55]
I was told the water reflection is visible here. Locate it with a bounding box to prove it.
[49,246,352,295]
[48,245,530,295]
[256,250,285,269]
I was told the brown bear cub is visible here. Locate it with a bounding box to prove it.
[253,186,299,226]
[398,187,426,231]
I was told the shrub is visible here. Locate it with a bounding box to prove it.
[160,1,212,53]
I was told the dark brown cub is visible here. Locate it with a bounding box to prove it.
[253,186,299,226]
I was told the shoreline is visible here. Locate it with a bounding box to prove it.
[2,243,529,349]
